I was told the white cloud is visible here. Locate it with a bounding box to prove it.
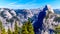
[0,0,39,9]
[8,2,17,5]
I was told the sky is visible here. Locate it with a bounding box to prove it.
[0,0,60,9]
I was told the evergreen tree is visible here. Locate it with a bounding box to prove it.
[21,24,28,34]
[14,21,18,34]
[55,25,60,34]
[26,19,34,34]
[0,20,2,29]
[1,27,6,34]
[0,20,7,34]
[0,20,2,34]
[8,28,12,34]
[23,18,34,34]
[18,27,21,34]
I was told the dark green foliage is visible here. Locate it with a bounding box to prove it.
[14,21,19,34]
[18,27,21,34]
[0,20,7,34]
[8,28,12,34]
[0,20,3,34]
[21,24,28,34]
[54,25,60,34]
[0,20,2,29]
[27,19,34,34]
[1,27,6,34]
[0,19,34,34]
[21,18,34,34]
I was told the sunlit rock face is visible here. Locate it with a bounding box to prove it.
[0,8,20,31]
[43,5,60,34]
[46,5,54,13]
[0,5,60,33]
[26,9,33,18]
[32,5,59,34]
[2,10,12,19]
[0,8,12,19]
[43,5,55,31]
[33,5,51,34]
[0,8,34,31]
[9,10,16,16]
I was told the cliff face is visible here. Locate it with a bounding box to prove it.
[0,5,60,32]
[42,5,60,34]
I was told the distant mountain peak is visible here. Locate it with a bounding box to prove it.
[44,5,54,13]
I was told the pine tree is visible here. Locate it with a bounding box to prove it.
[0,20,7,34]
[21,24,28,34]
[21,18,34,34]
[18,27,21,34]
[1,27,6,34]
[0,20,2,29]
[26,19,34,34]
[14,21,18,34]
[0,20,2,34]
[8,28,12,34]
[55,25,60,34]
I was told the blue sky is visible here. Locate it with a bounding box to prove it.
[0,0,60,9]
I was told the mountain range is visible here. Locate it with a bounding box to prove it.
[0,5,60,31]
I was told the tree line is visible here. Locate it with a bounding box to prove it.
[0,19,34,34]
